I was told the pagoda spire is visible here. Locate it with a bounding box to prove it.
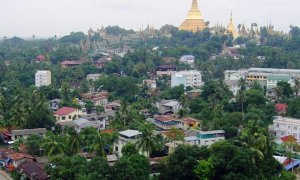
[179,0,206,32]
[227,12,239,39]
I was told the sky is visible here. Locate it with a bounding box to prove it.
[0,0,299,38]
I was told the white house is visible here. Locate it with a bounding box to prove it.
[272,116,300,143]
[35,70,51,87]
[113,130,142,157]
[184,130,225,147]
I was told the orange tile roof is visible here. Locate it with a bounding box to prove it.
[280,135,297,142]
[182,117,198,124]
[55,107,78,116]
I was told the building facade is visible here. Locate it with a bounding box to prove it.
[171,70,203,88]
[35,70,51,87]
[113,130,142,157]
[272,116,300,143]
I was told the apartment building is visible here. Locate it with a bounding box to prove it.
[35,70,51,87]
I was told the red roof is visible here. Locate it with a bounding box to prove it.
[280,135,297,142]
[275,104,288,113]
[155,115,176,122]
[55,107,78,116]
[8,153,34,161]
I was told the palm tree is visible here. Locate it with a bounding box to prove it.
[89,131,110,158]
[10,102,30,128]
[137,123,158,158]
[42,133,65,156]
[66,128,82,155]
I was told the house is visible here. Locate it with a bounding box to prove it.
[80,91,109,107]
[165,141,184,154]
[183,130,225,147]
[113,129,142,157]
[186,89,201,99]
[87,74,101,81]
[154,115,180,131]
[156,100,182,114]
[143,79,157,90]
[60,60,82,68]
[54,107,82,123]
[11,128,47,141]
[81,110,116,126]
[107,154,118,166]
[179,117,200,130]
[274,156,300,171]
[17,160,49,180]
[106,101,121,110]
[49,99,61,111]
[275,104,288,115]
[197,130,225,146]
[73,118,105,133]
[272,116,300,143]
[6,153,35,168]
[179,55,195,65]
[156,65,176,76]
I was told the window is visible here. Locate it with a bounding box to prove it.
[115,147,118,151]
[69,115,72,119]
[276,123,279,128]
[62,116,66,120]
[294,126,298,130]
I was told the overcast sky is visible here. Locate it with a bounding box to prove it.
[0,0,299,38]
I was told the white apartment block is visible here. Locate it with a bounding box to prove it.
[172,70,203,88]
[224,70,248,81]
[113,130,142,157]
[35,70,51,87]
[273,116,300,143]
[179,55,195,65]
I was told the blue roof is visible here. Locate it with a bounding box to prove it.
[284,160,300,170]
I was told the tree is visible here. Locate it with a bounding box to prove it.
[194,160,214,180]
[121,142,139,157]
[66,127,82,155]
[112,154,150,180]
[276,81,293,102]
[160,145,210,180]
[137,123,158,157]
[42,133,65,156]
[89,131,110,157]
[25,134,43,156]
[287,98,300,118]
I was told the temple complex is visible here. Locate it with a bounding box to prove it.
[227,13,239,39]
[179,0,206,32]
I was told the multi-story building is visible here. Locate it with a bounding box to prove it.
[35,70,51,87]
[171,70,203,88]
[184,130,225,147]
[224,70,248,81]
[171,74,187,88]
[73,117,105,133]
[272,116,300,143]
[113,129,142,157]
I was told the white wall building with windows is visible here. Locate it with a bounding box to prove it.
[272,116,300,143]
[171,70,203,88]
[35,70,51,87]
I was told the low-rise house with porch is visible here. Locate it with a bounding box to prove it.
[11,128,47,141]
[54,107,82,123]
[153,115,180,131]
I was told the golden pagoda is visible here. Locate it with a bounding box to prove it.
[179,0,206,32]
[227,13,239,39]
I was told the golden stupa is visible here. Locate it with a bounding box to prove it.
[179,0,206,32]
[227,13,239,39]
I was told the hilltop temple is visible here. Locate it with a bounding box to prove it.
[226,13,239,39]
[179,0,206,32]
